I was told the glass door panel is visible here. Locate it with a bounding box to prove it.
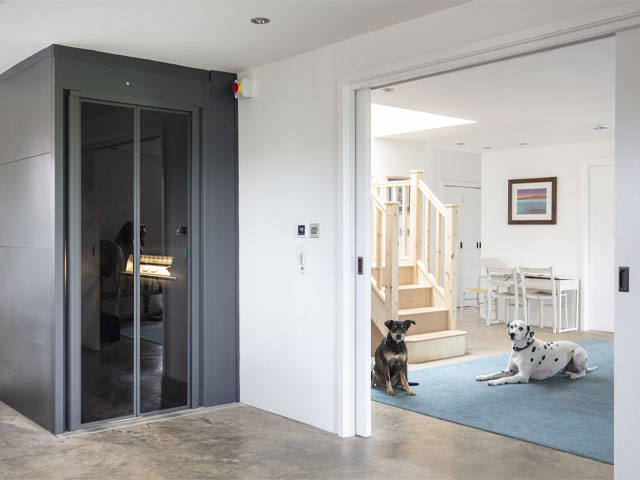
[72,100,191,428]
[80,101,135,424]
[139,109,189,413]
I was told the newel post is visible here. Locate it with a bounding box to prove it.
[444,204,459,330]
[409,170,423,283]
[385,202,400,321]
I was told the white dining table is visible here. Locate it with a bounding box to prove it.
[523,274,579,333]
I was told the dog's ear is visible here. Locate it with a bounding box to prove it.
[528,327,534,338]
[384,320,393,329]
[403,319,416,328]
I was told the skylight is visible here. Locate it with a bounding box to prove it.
[371,104,475,138]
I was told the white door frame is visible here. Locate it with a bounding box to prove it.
[580,158,615,332]
[339,6,640,438]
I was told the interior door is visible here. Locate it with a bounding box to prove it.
[443,185,482,307]
[68,97,191,430]
[587,162,615,332]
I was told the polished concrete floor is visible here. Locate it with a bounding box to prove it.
[0,309,613,479]
[0,400,612,479]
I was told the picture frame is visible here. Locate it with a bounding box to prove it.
[508,177,557,225]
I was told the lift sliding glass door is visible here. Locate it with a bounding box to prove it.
[68,98,191,429]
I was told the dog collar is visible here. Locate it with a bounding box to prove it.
[513,339,534,352]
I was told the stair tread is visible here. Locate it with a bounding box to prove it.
[399,306,447,315]
[405,330,467,342]
[398,284,432,291]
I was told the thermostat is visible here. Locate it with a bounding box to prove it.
[296,224,307,238]
[309,223,319,238]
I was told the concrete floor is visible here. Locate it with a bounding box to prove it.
[0,309,613,479]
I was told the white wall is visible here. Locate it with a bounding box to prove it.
[614,27,640,480]
[237,2,630,436]
[481,141,614,276]
[372,139,481,196]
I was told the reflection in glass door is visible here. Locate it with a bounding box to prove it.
[139,109,189,413]
[71,99,189,427]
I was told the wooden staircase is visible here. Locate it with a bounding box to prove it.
[371,170,466,363]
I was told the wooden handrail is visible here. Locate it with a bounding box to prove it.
[371,191,385,214]
[417,179,446,215]
[371,180,411,188]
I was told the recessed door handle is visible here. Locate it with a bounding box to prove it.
[619,266,630,292]
[357,257,363,275]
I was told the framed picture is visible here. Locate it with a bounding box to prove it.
[508,177,557,225]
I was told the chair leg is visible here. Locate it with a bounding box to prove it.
[487,295,493,327]
[539,299,544,329]
[556,294,561,333]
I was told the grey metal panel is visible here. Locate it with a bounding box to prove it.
[0,247,52,345]
[0,46,51,84]
[0,48,54,434]
[0,331,52,431]
[0,154,52,249]
[52,54,66,434]
[66,95,81,431]
[0,56,52,165]
[203,71,239,405]
[57,58,205,108]
[53,45,208,83]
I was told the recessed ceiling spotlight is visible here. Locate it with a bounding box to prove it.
[456,142,465,146]
[251,17,270,25]
[519,142,528,146]
[484,146,492,150]
[381,87,395,93]
[592,124,609,130]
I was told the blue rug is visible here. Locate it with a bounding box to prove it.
[120,324,163,345]
[372,339,613,464]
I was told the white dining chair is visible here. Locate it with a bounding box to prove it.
[460,286,487,322]
[476,258,505,320]
[519,266,568,332]
[486,267,520,326]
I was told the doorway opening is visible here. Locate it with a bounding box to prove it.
[68,99,192,429]
[366,37,615,463]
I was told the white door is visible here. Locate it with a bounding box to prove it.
[587,162,615,332]
[443,185,482,307]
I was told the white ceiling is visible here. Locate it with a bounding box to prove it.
[0,0,464,74]
[371,37,615,153]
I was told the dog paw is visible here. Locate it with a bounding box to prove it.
[475,376,486,381]
[487,380,499,386]
[407,391,416,396]
[386,390,395,396]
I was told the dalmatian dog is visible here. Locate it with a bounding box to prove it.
[475,320,598,386]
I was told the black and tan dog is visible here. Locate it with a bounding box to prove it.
[371,319,416,396]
